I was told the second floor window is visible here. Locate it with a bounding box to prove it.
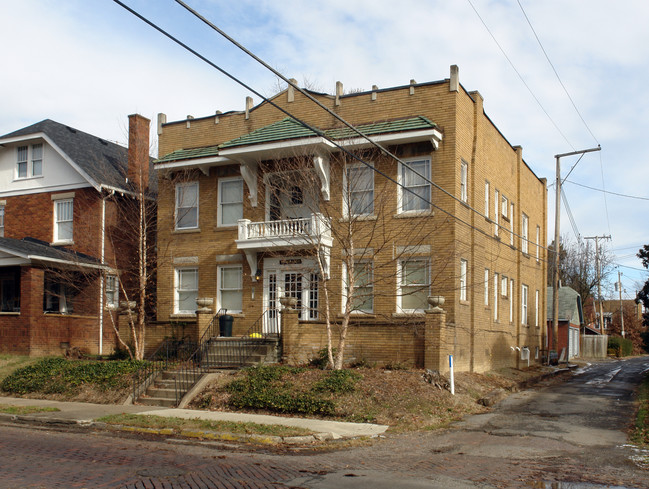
[0,205,4,238]
[399,158,431,213]
[460,259,467,301]
[218,177,243,226]
[345,165,374,216]
[175,182,198,230]
[105,275,119,309]
[54,198,73,243]
[16,144,43,179]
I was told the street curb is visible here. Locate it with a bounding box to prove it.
[0,413,342,445]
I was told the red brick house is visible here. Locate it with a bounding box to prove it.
[0,114,152,356]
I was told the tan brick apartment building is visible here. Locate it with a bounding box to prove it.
[154,66,547,373]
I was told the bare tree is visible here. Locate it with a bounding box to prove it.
[258,147,451,369]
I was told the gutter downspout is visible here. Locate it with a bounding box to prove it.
[99,190,115,355]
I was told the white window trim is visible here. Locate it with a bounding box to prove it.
[501,275,508,298]
[494,190,500,236]
[509,202,514,246]
[522,213,529,254]
[509,278,514,323]
[521,284,529,325]
[217,176,243,227]
[484,268,489,306]
[397,157,431,214]
[397,258,430,313]
[460,160,468,203]
[16,144,44,180]
[342,259,374,314]
[53,198,73,244]
[484,180,490,218]
[501,194,509,219]
[343,163,374,218]
[0,204,5,238]
[460,259,468,302]
[535,289,539,327]
[175,267,198,315]
[493,273,499,320]
[175,181,199,230]
[536,225,541,262]
[217,264,243,313]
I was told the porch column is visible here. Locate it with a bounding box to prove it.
[424,299,450,374]
[280,298,300,365]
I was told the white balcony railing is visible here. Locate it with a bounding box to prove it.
[236,213,332,250]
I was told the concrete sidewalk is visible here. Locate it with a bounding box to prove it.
[0,396,388,442]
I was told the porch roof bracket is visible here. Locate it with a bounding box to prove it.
[239,161,258,207]
[244,250,258,281]
[313,153,330,201]
[430,131,442,151]
[319,246,331,280]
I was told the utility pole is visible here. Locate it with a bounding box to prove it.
[618,270,625,337]
[551,146,600,359]
[584,234,611,332]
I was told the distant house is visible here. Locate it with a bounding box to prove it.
[547,286,583,359]
[0,114,152,356]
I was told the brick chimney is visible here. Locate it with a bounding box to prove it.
[127,114,150,190]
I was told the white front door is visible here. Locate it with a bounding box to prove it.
[263,257,319,333]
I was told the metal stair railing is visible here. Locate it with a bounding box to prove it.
[131,337,197,402]
[173,309,278,404]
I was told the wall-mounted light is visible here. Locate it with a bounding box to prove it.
[254,269,262,282]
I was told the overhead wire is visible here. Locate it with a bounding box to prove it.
[113,0,559,261]
[465,0,574,150]
[516,0,599,145]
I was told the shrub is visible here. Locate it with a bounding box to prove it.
[608,336,633,357]
[309,347,336,369]
[226,365,334,416]
[0,357,147,394]
[312,369,361,394]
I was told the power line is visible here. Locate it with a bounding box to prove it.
[516,0,599,145]
[113,0,557,261]
[565,179,649,201]
[466,0,574,150]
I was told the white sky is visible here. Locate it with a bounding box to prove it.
[1,0,647,298]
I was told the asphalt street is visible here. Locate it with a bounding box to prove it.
[1,358,649,488]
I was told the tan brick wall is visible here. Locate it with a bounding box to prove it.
[155,77,547,372]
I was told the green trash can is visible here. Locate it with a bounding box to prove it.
[219,314,233,337]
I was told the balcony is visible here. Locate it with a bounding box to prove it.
[236,213,332,250]
[236,213,333,279]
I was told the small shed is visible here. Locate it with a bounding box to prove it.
[547,286,584,359]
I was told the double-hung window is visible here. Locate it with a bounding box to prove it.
[105,275,119,309]
[54,198,73,243]
[345,164,374,216]
[509,202,515,246]
[175,182,199,230]
[493,273,499,320]
[535,289,539,327]
[522,213,529,254]
[521,284,529,325]
[0,204,5,237]
[536,225,541,261]
[16,144,43,179]
[343,260,373,313]
[484,181,490,218]
[509,278,514,323]
[399,158,431,213]
[460,259,468,301]
[218,177,243,226]
[175,268,198,314]
[218,265,243,313]
[484,268,489,306]
[398,259,430,312]
[460,160,468,203]
[494,190,500,236]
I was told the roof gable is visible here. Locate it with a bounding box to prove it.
[0,120,130,191]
